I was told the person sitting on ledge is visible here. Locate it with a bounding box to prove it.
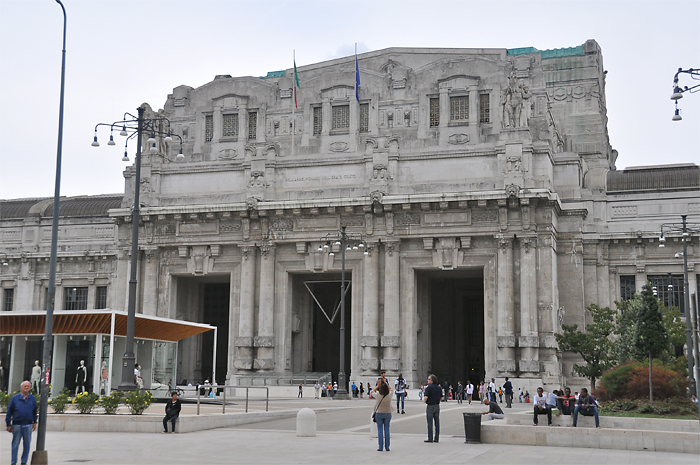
[163,392,182,433]
[572,388,600,428]
[481,398,504,421]
[557,387,575,416]
[532,387,552,426]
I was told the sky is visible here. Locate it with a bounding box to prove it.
[0,0,698,200]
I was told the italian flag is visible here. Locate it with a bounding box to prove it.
[294,58,301,109]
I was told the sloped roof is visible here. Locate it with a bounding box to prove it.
[607,164,700,193]
[0,195,123,219]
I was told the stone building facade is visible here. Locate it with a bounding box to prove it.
[1,40,699,391]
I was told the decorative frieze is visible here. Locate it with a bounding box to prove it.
[234,337,254,347]
[519,360,540,372]
[497,360,516,372]
[380,336,400,347]
[497,336,516,348]
[395,212,420,225]
[472,210,498,222]
[253,336,274,347]
[381,359,400,371]
[518,336,539,348]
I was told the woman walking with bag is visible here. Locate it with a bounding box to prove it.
[373,381,393,451]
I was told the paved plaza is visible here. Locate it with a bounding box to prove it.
[2,397,697,465]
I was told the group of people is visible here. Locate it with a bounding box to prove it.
[312,381,339,398]
[531,386,600,428]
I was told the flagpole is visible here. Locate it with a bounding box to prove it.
[292,50,295,157]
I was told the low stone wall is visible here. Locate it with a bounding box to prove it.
[481,423,699,454]
[506,410,700,432]
[45,408,342,434]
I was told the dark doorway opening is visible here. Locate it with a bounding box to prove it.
[308,278,351,385]
[201,282,229,385]
[429,272,484,387]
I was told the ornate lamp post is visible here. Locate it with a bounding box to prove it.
[318,226,367,399]
[670,67,699,121]
[659,215,700,421]
[92,107,182,391]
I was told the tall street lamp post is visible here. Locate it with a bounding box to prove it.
[33,2,67,464]
[659,215,700,422]
[92,107,182,390]
[319,226,367,399]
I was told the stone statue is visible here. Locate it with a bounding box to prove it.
[30,360,41,393]
[501,71,531,128]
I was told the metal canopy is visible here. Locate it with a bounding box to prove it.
[0,309,215,342]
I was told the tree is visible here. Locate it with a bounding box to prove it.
[555,304,617,391]
[634,283,669,402]
[613,298,643,364]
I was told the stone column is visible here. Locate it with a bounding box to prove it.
[255,243,276,370]
[496,238,516,374]
[361,243,379,373]
[519,237,539,373]
[381,241,400,373]
[140,249,159,315]
[234,246,255,370]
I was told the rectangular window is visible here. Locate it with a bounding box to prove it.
[204,115,213,142]
[450,95,469,122]
[429,98,439,127]
[96,286,107,309]
[479,94,490,123]
[620,275,636,301]
[64,287,88,311]
[4,288,14,312]
[313,107,322,135]
[359,103,369,133]
[647,274,685,314]
[222,114,238,138]
[248,111,257,140]
[332,105,350,130]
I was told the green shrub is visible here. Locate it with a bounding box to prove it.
[598,363,637,400]
[124,390,152,415]
[49,389,71,414]
[99,391,123,415]
[638,403,655,414]
[72,391,99,414]
[0,391,10,413]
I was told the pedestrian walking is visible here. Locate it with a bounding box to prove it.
[5,380,37,465]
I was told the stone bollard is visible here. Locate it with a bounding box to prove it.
[296,408,316,437]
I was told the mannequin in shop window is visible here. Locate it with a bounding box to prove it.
[75,360,87,395]
[100,361,108,395]
[30,360,41,393]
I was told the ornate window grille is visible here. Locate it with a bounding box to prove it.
[332,105,350,130]
[479,94,490,123]
[619,275,636,301]
[359,103,369,132]
[96,286,108,309]
[313,107,322,135]
[205,115,213,142]
[450,95,469,122]
[647,274,685,314]
[64,287,88,311]
[248,111,257,140]
[223,114,238,138]
[3,288,13,312]
[429,98,439,127]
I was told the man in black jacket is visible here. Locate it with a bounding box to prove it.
[423,374,443,443]
[163,392,182,433]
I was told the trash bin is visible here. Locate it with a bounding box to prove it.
[463,412,482,444]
